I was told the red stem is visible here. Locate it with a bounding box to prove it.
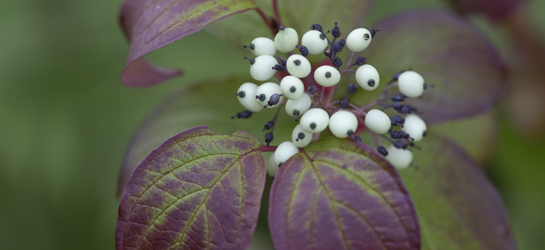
[272,0,282,26]
[255,7,275,35]
[259,145,278,152]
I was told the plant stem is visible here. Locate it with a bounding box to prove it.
[255,7,275,35]
[272,0,282,27]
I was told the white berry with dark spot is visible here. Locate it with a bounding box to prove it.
[267,153,279,177]
[364,109,390,134]
[329,111,358,138]
[285,94,311,118]
[301,30,328,55]
[346,28,373,52]
[249,37,276,56]
[255,82,283,108]
[355,64,380,91]
[280,75,304,100]
[250,55,278,81]
[385,145,413,169]
[274,26,298,53]
[274,141,299,166]
[292,124,312,148]
[402,114,427,141]
[300,108,329,133]
[398,71,425,98]
[314,65,341,87]
[236,82,263,112]
[286,55,311,78]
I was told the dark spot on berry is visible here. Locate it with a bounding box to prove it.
[423,130,427,137]
[298,132,305,139]
[237,91,245,98]
[279,162,283,167]
[294,59,301,66]
[290,86,296,93]
[293,110,300,116]
[279,25,285,30]
[258,94,266,101]
[325,72,331,78]
[368,79,375,87]
[364,33,370,40]
[310,123,316,129]
[347,130,353,135]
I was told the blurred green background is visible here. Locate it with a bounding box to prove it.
[1,0,544,249]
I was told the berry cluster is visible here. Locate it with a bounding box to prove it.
[233,22,430,177]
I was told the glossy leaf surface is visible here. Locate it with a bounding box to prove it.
[118,77,294,196]
[367,10,506,123]
[119,0,256,87]
[398,136,516,249]
[116,126,266,249]
[268,138,420,250]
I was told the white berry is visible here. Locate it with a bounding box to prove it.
[364,109,390,134]
[236,82,264,112]
[292,124,313,148]
[286,55,311,78]
[249,37,276,56]
[250,55,278,81]
[274,27,298,53]
[355,64,380,91]
[255,82,284,108]
[314,65,341,87]
[274,141,299,166]
[300,108,329,133]
[267,153,279,177]
[280,75,304,100]
[402,114,427,142]
[385,145,413,169]
[329,111,358,138]
[285,94,312,118]
[346,28,373,52]
[301,30,328,55]
[398,71,425,98]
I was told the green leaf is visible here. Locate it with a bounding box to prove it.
[118,0,257,87]
[269,137,421,249]
[116,126,267,249]
[118,77,295,196]
[398,136,515,249]
[366,10,506,123]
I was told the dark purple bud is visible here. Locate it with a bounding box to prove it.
[310,24,323,32]
[389,131,400,139]
[231,110,253,119]
[265,132,274,146]
[307,85,318,94]
[263,121,274,131]
[390,115,405,126]
[399,131,412,140]
[370,28,381,38]
[388,125,393,132]
[333,39,345,52]
[393,101,403,110]
[267,94,283,107]
[340,99,350,109]
[272,64,285,71]
[391,94,405,102]
[355,57,367,66]
[332,22,340,38]
[332,57,342,67]
[348,83,358,94]
[354,136,362,142]
[393,140,408,149]
[244,56,255,65]
[297,45,309,56]
[324,47,333,57]
[377,145,388,156]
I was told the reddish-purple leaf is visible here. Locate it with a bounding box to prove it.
[448,0,526,21]
[366,10,506,123]
[269,138,420,250]
[118,0,257,87]
[398,136,516,249]
[116,126,267,249]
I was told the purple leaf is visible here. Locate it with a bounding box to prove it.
[118,0,257,87]
[398,136,516,249]
[448,0,526,21]
[116,126,267,249]
[366,10,506,124]
[268,138,420,250]
[117,77,294,197]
